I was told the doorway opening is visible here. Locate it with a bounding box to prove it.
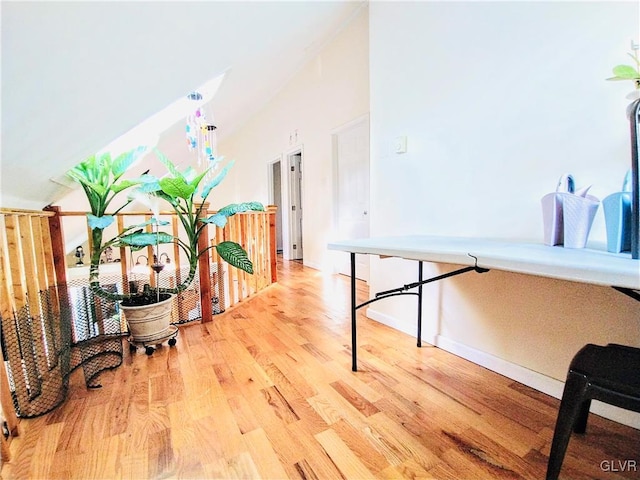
[268,150,303,262]
[269,159,284,254]
[287,150,303,261]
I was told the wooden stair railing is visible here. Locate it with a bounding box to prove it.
[56,205,278,321]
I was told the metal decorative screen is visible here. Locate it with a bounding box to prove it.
[1,265,207,418]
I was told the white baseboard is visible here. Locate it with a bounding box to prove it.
[365,308,640,429]
[366,308,438,345]
[301,260,321,271]
[435,334,565,399]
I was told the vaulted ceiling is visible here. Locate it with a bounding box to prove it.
[1,1,364,210]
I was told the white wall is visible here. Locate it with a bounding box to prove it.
[369,2,640,425]
[216,4,369,271]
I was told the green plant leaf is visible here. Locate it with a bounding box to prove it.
[154,149,182,178]
[118,232,175,247]
[201,161,234,199]
[129,244,146,252]
[216,241,253,274]
[159,177,195,199]
[606,76,630,81]
[183,166,198,183]
[84,181,108,197]
[201,202,265,227]
[112,179,142,193]
[133,180,162,195]
[202,213,228,228]
[154,190,179,207]
[189,169,209,193]
[87,214,114,230]
[128,219,170,230]
[66,167,90,185]
[217,202,265,217]
[612,64,640,79]
[111,146,147,177]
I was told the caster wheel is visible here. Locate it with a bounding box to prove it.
[168,338,177,347]
[145,346,155,356]
[129,343,137,353]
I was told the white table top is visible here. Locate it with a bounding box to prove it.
[328,235,640,290]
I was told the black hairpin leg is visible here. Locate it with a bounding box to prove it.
[417,261,423,347]
[351,252,358,372]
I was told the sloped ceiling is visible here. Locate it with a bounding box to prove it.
[1,1,364,210]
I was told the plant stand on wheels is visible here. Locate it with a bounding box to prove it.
[127,325,178,356]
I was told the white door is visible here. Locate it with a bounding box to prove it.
[289,153,303,260]
[335,117,370,280]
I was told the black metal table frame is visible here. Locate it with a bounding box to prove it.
[348,252,490,371]
[348,252,639,372]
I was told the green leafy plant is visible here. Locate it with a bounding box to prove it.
[67,148,264,304]
[607,46,640,89]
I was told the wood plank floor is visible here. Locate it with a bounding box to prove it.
[2,258,639,479]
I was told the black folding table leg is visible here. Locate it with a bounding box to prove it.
[351,252,358,372]
[417,261,423,347]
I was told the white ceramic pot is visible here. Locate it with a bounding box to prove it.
[120,294,174,343]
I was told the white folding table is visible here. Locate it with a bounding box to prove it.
[328,235,640,371]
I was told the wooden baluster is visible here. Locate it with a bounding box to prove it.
[31,216,56,369]
[0,216,20,444]
[145,214,156,289]
[3,215,34,415]
[172,215,183,322]
[240,213,249,301]
[268,206,277,283]
[116,216,129,332]
[236,214,245,302]
[20,216,49,368]
[15,215,50,386]
[117,216,129,295]
[258,210,267,290]
[251,213,259,295]
[197,204,212,323]
[172,215,181,286]
[17,216,40,317]
[215,220,226,313]
[44,206,68,293]
[39,216,60,321]
[227,216,238,307]
[82,215,106,336]
[45,206,72,347]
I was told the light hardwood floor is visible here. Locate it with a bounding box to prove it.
[2,258,639,479]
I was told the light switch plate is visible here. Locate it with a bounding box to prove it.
[394,136,407,154]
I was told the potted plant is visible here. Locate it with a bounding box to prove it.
[607,43,640,259]
[607,43,640,100]
[67,147,263,353]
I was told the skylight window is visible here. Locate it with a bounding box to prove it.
[97,72,226,157]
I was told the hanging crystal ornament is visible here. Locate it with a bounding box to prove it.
[185,92,218,172]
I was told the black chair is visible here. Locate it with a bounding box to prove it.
[546,343,640,480]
